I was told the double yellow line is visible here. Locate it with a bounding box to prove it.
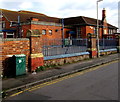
[9,60,119,97]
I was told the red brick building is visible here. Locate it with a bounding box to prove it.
[0,8,118,39]
[0,9,62,39]
[64,8,118,39]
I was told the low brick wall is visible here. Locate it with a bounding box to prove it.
[44,54,90,66]
[44,49,117,67]
[100,49,117,56]
[0,38,30,76]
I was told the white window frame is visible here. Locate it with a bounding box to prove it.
[76,27,81,38]
[6,32,14,38]
[109,29,110,34]
[42,29,46,35]
[111,29,113,34]
[104,29,107,34]
[109,29,113,34]
[94,27,97,35]
[2,21,5,28]
[49,30,52,35]
[0,32,3,38]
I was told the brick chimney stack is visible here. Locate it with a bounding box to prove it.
[102,8,108,37]
[102,8,106,21]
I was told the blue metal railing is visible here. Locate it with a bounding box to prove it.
[42,38,117,57]
[99,39,117,50]
[42,39,88,56]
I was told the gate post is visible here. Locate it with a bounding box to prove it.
[29,30,44,72]
[87,33,97,58]
[116,35,120,53]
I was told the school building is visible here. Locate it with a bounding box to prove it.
[0,8,118,39]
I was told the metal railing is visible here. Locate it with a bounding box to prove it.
[99,39,117,50]
[42,39,88,56]
[42,38,117,57]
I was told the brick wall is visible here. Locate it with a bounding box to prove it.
[22,25,31,38]
[86,26,94,35]
[85,26,104,39]
[44,54,90,66]
[0,38,30,75]
[2,17,10,29]
[64,28,71,38]
[31,24,62,39]
[100,50,117,56]
[81,26,87,38]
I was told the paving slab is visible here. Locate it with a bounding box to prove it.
[2,53,119,92]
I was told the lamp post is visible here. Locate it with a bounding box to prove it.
[97,0,103,57]
[62,18,64,47]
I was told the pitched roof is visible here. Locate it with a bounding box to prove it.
[82,16,99,25]
[64,16,86,25]
[1,9,61,23]
[64,16,118,29]
[1,9,118,29]
[64,16,101,26]
[107,23,118,29]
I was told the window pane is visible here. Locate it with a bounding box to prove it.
[7,32,14,38]
[7,35,14,38]
[49,30,52,35]
[77,27,81,38]
[94,27,97,35]
[2,21,5,28]
[0,33,3,38]
[42,30,46,35]
[104,30,107,34]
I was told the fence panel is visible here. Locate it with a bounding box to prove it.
[42,39,88,56]
[99,39,117,50]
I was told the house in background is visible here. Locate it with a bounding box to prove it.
[0,8,118,39]
[0,9,63,39]
[64,8,118,39]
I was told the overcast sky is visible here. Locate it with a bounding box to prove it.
[0,0,119,28]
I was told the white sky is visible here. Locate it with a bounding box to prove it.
[0,0,119,28]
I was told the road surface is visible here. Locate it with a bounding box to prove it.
[4,60,119,101]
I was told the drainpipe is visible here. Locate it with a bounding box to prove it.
[62,18,64,47]
[17,16,21,38]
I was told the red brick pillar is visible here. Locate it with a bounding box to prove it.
[87,33,97,58]
[116,35,120,53]
[29,35,44,72]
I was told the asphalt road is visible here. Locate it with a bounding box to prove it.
[4,60,119,101]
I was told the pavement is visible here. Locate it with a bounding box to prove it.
[2,53,120,96]
[5,61,119,100]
